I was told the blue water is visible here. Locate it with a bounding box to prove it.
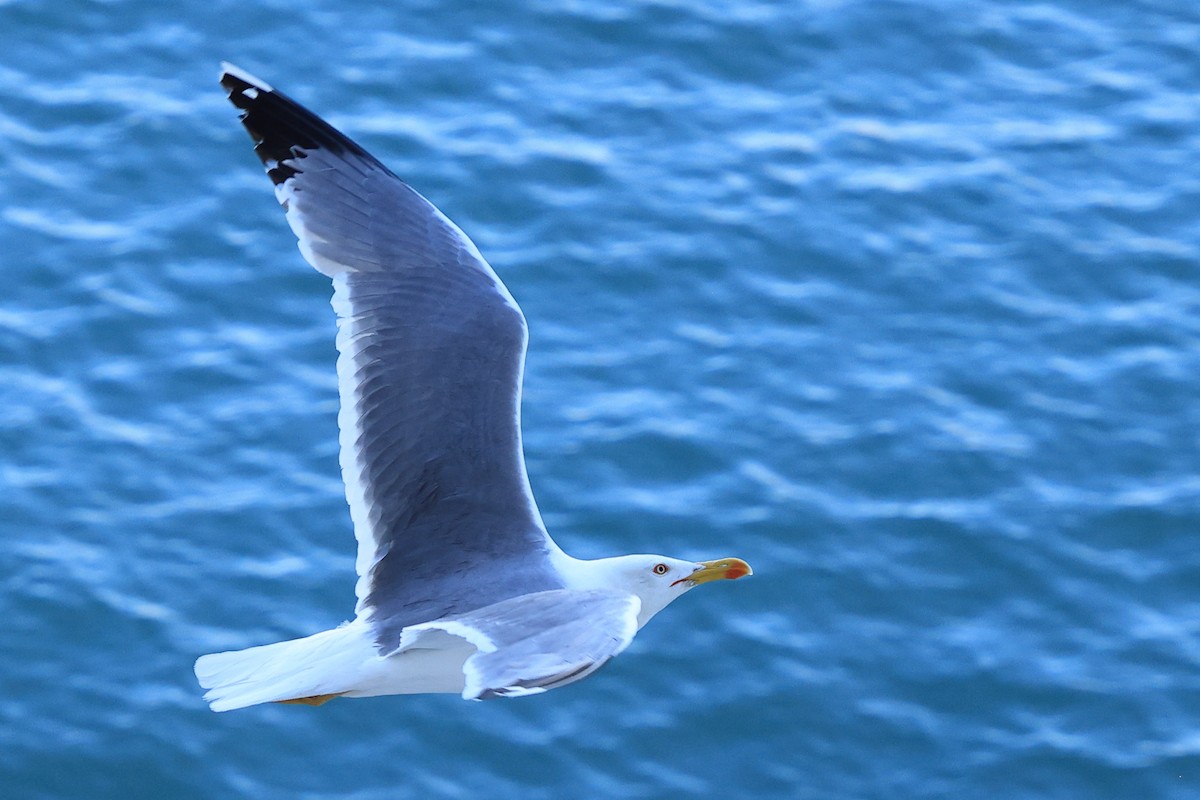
[3,0,1199,797]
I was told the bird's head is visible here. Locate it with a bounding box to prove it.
[574,553,753,628]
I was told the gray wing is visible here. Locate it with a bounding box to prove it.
[399,590,642,700]
[219,64,563,650]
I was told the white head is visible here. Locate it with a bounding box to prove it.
[555,553,753,628]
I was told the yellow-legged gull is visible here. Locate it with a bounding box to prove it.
[194,64,752,710]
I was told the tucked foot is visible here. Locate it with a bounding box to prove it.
[275,693,344,707]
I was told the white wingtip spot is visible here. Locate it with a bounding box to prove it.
[220,61,275,93]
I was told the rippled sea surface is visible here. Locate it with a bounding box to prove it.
[3,1,1199,797]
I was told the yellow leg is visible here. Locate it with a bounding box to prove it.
[275,693,343,707]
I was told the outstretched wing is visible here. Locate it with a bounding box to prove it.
[219,64,563,649]
[398,590,642,700]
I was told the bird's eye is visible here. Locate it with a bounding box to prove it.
[653,563,669,575]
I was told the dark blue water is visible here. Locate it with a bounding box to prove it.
[2,1,1198,797]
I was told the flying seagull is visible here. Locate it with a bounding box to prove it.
[195,64,752,711]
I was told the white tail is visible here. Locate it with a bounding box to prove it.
[195,621,373,711]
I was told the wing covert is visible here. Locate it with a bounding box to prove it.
[398,590,642,700]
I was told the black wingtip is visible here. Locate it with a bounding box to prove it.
[218,62,388,186]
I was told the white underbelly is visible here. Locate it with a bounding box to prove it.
[344,640,477,697]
